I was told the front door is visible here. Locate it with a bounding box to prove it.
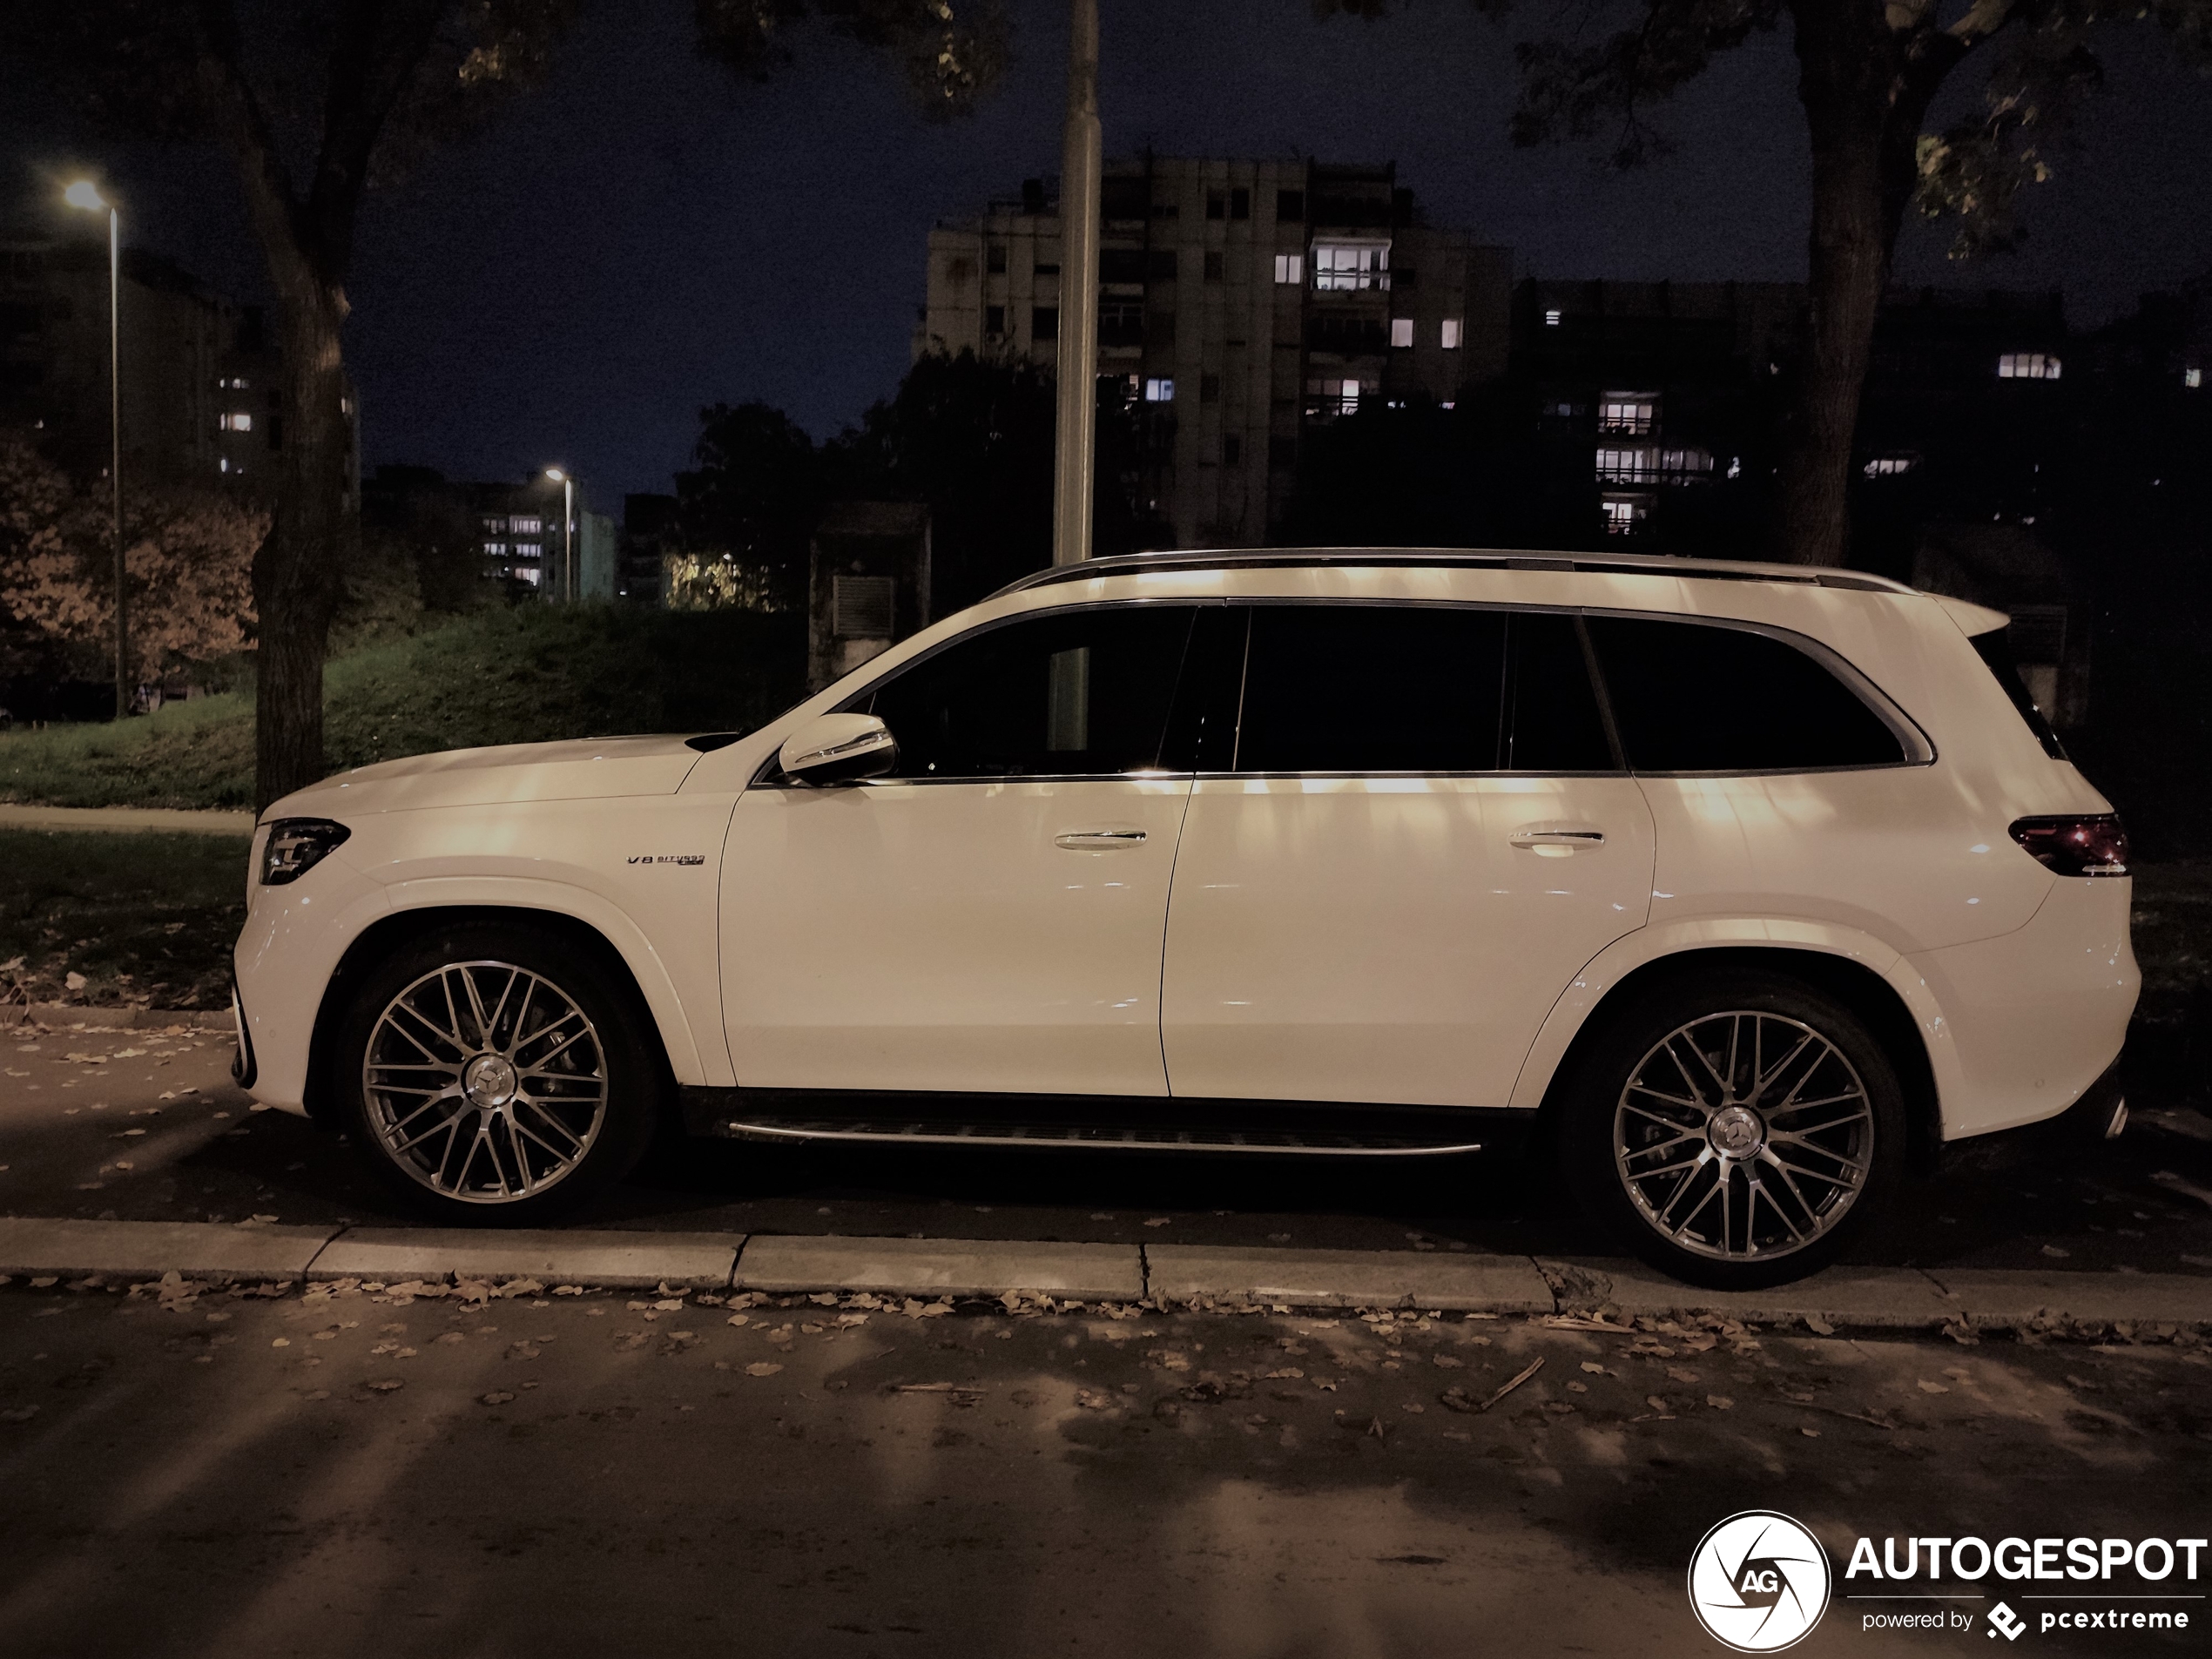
[1161,604,1656,1109]
[721,603,1204,1097]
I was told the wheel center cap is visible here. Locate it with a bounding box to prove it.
[462,1053,518,1109]
[1708,1104,1764,1159]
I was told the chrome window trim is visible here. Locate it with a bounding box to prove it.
[750,595,1934,788]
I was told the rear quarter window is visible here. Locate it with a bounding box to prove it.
[1585,615,1909,773]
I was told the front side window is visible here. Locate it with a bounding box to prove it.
[1231,606,1613,773]
[859,607,1197,779]
[1585,615,1908,772]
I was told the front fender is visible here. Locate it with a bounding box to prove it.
[374,875,718,1089]
[1504,918,1966,1132]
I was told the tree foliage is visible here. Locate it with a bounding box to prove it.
[0,427,267,683]
[1326,0,2210,567]
[1,0,1008,804]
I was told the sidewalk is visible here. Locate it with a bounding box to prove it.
[0,803,255,836]
[0,1217,2204,1330]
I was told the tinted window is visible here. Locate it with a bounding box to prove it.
[1235,606,1508,772]
[1970,626,2067,759]
[1505,611,1615,772]
[1586,616,1905,772]
[860,607,1196,779]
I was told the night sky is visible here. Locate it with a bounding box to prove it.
[4,1,2210,505]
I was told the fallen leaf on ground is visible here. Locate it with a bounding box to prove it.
[1074,1389,1114,1410]
[745,1362,783,1378]
[366,1379,403,1393]
[1804,1313,1837,1335]
[480,1392,516,1406]
[1666,1367,1700,1384]
[1707,1395,1734,1410]
[1918,1379,1950,1394]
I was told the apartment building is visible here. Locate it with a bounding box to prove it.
[919,158,1512,547]
[0,231,292,487]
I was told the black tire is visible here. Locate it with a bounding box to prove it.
[1555,969,1906,1290]
[330,921,662,1226]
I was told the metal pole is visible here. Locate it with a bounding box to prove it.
[1050,0,1101,566]
[563,475,575,600]
[108,206,126,721]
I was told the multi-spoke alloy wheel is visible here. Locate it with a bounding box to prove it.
[362,960,609,1204]
[1612,1010,1875,1263]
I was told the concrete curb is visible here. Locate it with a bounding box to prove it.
[1538,1258,1963,1329]
[1923,1268,2212,1327]
[0,1217,341,1279]
[310,1228,741,1290]
[3,1006,233,1032]
[736,1235,1144,1301]
[0,1217,2204,1329]
[1146,1244,1554,1312]
[0,804,255,836]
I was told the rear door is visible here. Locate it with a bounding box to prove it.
[1160,604,1656,1109]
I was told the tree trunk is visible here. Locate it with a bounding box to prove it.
[253,282,352,813]
[1777,0,1942,567]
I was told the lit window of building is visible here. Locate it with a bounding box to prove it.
[1273,253,1303,286]
[1601,495,1650,534]
[515,566,542,587]
[1598,394,1657,435]
[2187,367,2203,389]
[1997,352,2061,380]
[1143,377,1176,402]
[219,411,253,432]
[1440,319,1461,349]
[514,542,543,557]
[1863,455,1918,477]
[1390,318,1414,348]
[1544,308,1562,327]
[1312,243,1389,292]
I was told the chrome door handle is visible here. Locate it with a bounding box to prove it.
[1055,829,1147,850]
[1508,829,1606,849]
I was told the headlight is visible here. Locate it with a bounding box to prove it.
[260,818,352,886]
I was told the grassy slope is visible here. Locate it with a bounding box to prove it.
[0,604,805,812]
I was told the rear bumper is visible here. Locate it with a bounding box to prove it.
[1937,1055,2127,1171]
[1907,873,2138,1141]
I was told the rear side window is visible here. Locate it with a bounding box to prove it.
[1585,615,1906,773]
[860,605,1196,778]
[1231,605,1615,772]
[1969,626,2067,759]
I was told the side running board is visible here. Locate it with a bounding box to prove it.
[682,1089,1516,1158]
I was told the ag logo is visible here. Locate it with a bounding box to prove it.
[1688,1510,1832,1652]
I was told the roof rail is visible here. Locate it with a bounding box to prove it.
[986,547,1912,602]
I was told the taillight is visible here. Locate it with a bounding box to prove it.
[2008,813,2129,877]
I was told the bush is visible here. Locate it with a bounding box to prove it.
[0,603,805,810]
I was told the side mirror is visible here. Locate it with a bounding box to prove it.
[779,712,898,786]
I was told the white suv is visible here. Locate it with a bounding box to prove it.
[233,550,2137,1286]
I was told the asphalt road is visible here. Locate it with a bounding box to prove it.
[0,1277,2206,1656]
[3,1021,2212,1280]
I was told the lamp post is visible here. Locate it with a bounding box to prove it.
[64,180,126,718]
[1050,0,1101,566]
[544,469,575,600]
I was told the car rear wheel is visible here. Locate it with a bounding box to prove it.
[332,923,660,1225]
[1558,971,1906,1289]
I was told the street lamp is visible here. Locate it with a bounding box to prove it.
[544,469,575,601]
[64,179,127,718]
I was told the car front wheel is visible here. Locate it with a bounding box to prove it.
[332,923,660,1225]
[1559,972,1907,1289]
